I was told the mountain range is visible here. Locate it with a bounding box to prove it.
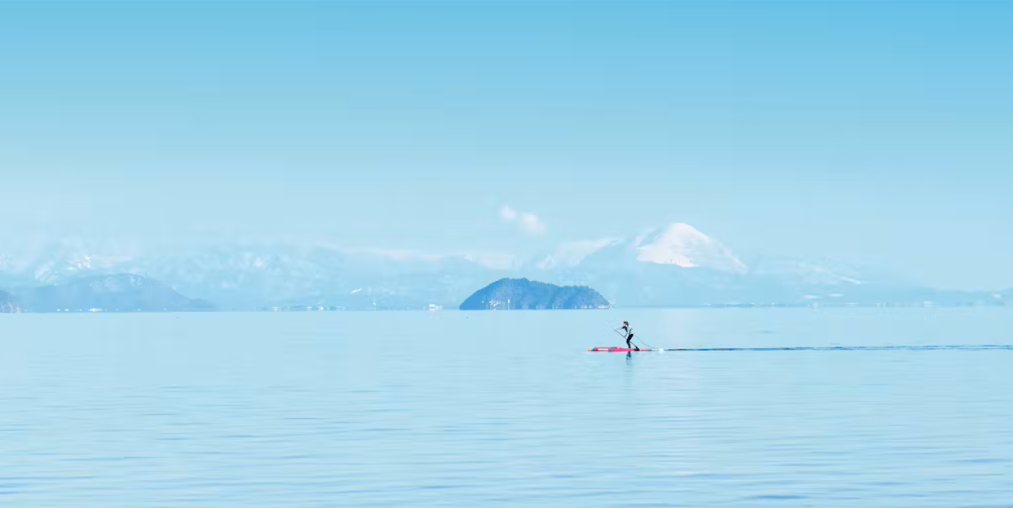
[0,223,1007,310]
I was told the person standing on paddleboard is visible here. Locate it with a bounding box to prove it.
[620,321,639,351]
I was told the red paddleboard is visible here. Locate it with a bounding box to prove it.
[588,346,652,352]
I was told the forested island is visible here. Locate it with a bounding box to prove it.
[459,278,610,310]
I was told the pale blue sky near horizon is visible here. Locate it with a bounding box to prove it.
[1,1,1011,290]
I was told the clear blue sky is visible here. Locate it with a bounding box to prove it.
[1,1,1011,290]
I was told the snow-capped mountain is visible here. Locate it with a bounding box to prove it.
[537,223,745,273]
[0,223,992,309]
[0,249,125,285]
[636,223,747,273]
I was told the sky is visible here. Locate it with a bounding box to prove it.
[1,1,1011,290]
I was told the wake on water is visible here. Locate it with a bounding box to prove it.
[592,344,1013,352]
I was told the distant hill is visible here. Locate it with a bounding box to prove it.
[12,274,214,312]
[460,278,609,310]
[0,289,18,313]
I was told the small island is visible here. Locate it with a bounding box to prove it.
[459,278,610,310]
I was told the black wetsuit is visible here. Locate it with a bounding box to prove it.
[622,325,638,350]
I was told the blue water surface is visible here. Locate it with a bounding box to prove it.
[2,308,1012,507]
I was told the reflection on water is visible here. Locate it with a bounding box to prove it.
[2,309,1012,507]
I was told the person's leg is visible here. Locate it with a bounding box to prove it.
[630,334,639,350]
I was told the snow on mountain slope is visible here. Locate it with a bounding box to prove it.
[635,223,747,273]
[537,238,625,269]
[748,256,864,286]
[0,248,128,285]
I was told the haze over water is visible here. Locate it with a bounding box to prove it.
[3,309,1012,507]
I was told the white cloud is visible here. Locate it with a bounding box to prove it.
[499,205,546,236]
[499,205,518,221]
[518,212,547,235]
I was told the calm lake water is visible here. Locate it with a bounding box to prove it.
[2,309,1012,507]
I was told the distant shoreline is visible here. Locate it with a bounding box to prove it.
[4,302,1007,314]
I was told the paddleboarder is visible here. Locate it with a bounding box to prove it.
[620,321,639,351]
